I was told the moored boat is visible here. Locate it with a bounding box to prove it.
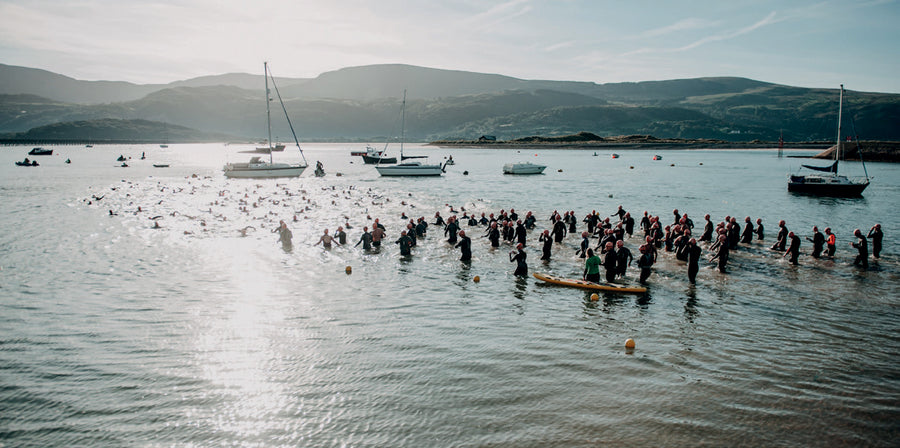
[28,147,52,156]
[502,162,547,174]
[374,90,445,177]
[788,84,870,196]
[224,62,307,179]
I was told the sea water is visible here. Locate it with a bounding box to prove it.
[1,143,898,447]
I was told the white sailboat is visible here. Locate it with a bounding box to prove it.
[224,62,308,179]
[788,84,870,196]
[375,90,446,177]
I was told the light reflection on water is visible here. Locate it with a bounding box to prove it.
[1,143,898,447]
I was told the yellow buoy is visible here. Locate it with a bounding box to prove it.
[625,338,636,349]
[590,293,599,301]
[345,266,352,275]
[473,276,480,283]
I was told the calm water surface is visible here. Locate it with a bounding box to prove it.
[1,143,899,447]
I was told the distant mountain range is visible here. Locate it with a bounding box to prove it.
[1,63,898,143]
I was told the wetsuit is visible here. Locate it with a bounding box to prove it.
[741,222,754,244]
[446,220,460,244]
[510,249,528,277]
[808,231,824,258]
[335,230,347,245]
[524,215,536,229]
[868,227,883,259]
[639,215,650,235]
[488,227,500,248]
[714,243,729,273]
[416,221,427,237]
[603,250,617,283]
[355,231,372,250]
[539,233,552,260]
[700,220,714,242]
[687,244,702,284]
[616,246,633,277]
[552,220,567,243]
[623,216,635,237]
[578,236,589,259]
[756,222,764,240]
[637,253,653,284]
[434,215,445,227]
[456,235,472,261]
[516,223,527,247]
[584,255,601,283]
[852,235,868,269]
[772,225,788,251]
[396,234,412,256]
[786,235,801,265]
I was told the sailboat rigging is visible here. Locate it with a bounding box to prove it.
[224,62,308,178]
[787,84,870,196]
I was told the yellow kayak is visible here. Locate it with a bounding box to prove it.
[532,272,647,294]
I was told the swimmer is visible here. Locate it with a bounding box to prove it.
[740,217,754,244]
[867,224,883,259]
[825,227,836,257]
[636,244,654,284]
[686,238,702,284]
[539,229,552,260]
[615,240,632,278]
[355,226,373,251]
[456,230,472,261]
[396,230,413,256]
[509,243,528,277]
[851,229,868,269]
[314,229,339,249]
[784,231,801,265]
[807,226,824,258]
[602,242,617,283]
[583,248,601,283]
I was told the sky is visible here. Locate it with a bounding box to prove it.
[1,0,898,93]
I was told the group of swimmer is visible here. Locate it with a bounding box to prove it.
[280,203,885,286]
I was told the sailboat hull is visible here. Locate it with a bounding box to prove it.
[787,175,869,196]
[224,163,307,178]
[362,155,397,164]
[376,163,443,176]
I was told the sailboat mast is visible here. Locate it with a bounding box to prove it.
[835,84,843,165]
[264,62,274,163]
[400,90,406,159]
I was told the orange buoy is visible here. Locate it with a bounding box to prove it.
[590,293,599,301]
[345,266,352,275]
[473,276,480,283]
[625,338,636,349]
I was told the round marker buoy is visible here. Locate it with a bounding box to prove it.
[699,162,703,165]
[345,266,352,275]
[629,166,634,169]
[670,163,675,166]
[625,338,635,349]
[590,293,599,301]
[473,276,480,283]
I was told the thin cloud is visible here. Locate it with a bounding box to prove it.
[463,0,533,27]
[640,18,718,39]
[675,11,780,52]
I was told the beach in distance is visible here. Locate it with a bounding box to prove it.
[2,142,898,447]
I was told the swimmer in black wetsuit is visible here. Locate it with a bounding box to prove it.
[355,226,373,251]
[539,230,552,261]
[741,217,754,244]
[784,231,801,265]
[771,220,788,251]
[551,219,567,243]
[711,235,729,273]
[615,240,632,277]
[577,232,589,259]
[602,242,617,283]
[637,245,654,284]
[867,224,883,259]
[487,222,500,248]
[807,226,824,259]
[515,220,527,247]
[509,243,528,277]
[755,218,764,240]
[456,230,472,261]
[396,231,413,256]
[445,216,460,244]
[699,214,713,242]
[686,238,702,284]
[851,229,868,269]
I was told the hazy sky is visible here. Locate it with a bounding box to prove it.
[1,0,898,92]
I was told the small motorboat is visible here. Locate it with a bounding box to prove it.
[611,153,620,159]
[652,155,663,160]
[28,147,52,156]
[117,155,127,161]
[351,145,382,157]
[152,164,170,168]
[120,162,129,167]
[502,162,547,175]
[16,159,39,166]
